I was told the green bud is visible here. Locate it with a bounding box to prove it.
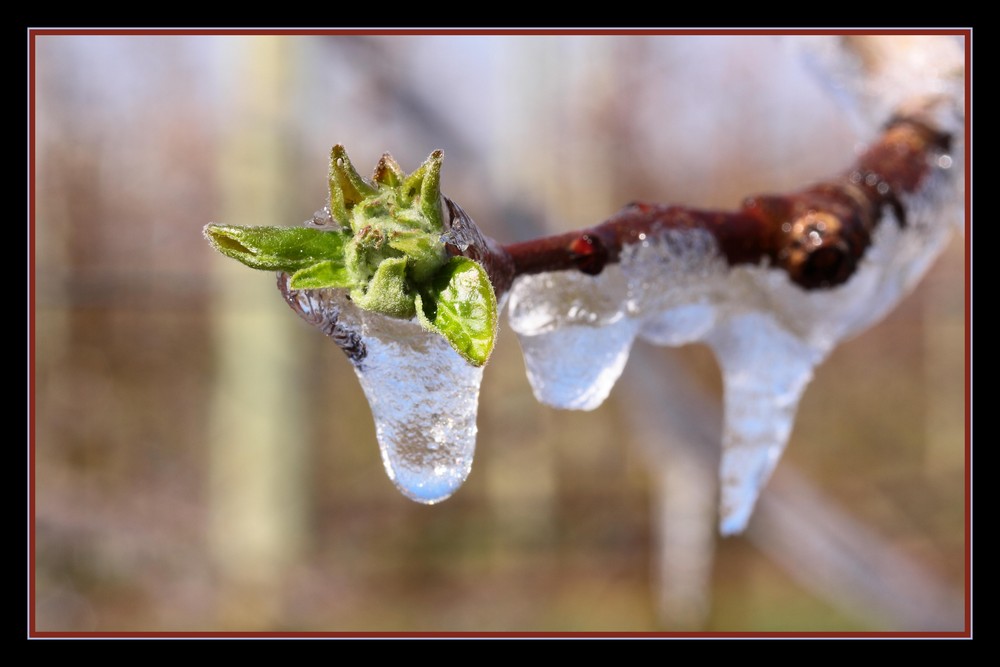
[205,147,499,366]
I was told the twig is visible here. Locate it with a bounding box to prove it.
[498,116,951,290]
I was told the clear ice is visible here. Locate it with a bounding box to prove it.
[508,152,962,533]
[283,281,483,504]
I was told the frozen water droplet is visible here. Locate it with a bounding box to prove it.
[509,268,634,410]
[281,281,482,503]
[509,228,731,411]
[518,318,638,410]
[440,197,486,251]
[357,319,484,504]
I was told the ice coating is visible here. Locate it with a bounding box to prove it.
[282,280,483,504]
[270,37,963,527]
[508,153,961,533]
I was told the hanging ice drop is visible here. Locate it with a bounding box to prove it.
[508,269,636,410]
[358,319,483,504]
[281,281,483,503]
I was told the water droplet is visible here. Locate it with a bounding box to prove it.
[509,268,632,410]
[307,206,338,228]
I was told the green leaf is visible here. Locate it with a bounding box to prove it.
[419,150,444,230]
[388,230,447,284]
[330,144,377,205]
[352,256,416,319]
[204,224,350,273]
[416,257,497,366]
[289,260,353,289]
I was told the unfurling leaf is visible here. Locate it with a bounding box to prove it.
[289,260,353,290]
[204,224,350,274]
[352,256,416,319]
[416,257,498,366]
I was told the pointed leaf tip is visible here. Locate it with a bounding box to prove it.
[204,223,351,274]
[420,150,444,230]
[373,152,405,187]
[330,145,376,206]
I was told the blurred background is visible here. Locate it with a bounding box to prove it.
[32,33,966,632]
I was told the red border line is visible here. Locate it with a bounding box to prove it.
[27,28,972,38]
[27,26,973,641]
[29,630,972,639]
[28,28,37,638]
[962,29,972,638]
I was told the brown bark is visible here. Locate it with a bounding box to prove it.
[500,116,951,290]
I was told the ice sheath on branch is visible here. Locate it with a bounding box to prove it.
[499,114,952,290]
[501,97,961,533]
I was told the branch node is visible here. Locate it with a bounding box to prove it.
[569,234,608,276]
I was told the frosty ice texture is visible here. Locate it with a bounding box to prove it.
[283,282,483,504]
[509,161,961,533]
[357,315,484,504]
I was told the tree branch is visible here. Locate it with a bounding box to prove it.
[498,115,951,290]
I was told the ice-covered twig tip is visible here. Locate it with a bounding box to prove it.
[204,146,499,367]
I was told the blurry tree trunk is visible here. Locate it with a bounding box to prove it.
[624,346,964,630]
[622,349,719,629]
[207,37,306,629]
[922,242,966,476]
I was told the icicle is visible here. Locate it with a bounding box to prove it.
[706,313,824,534]
[282,280,483,504]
